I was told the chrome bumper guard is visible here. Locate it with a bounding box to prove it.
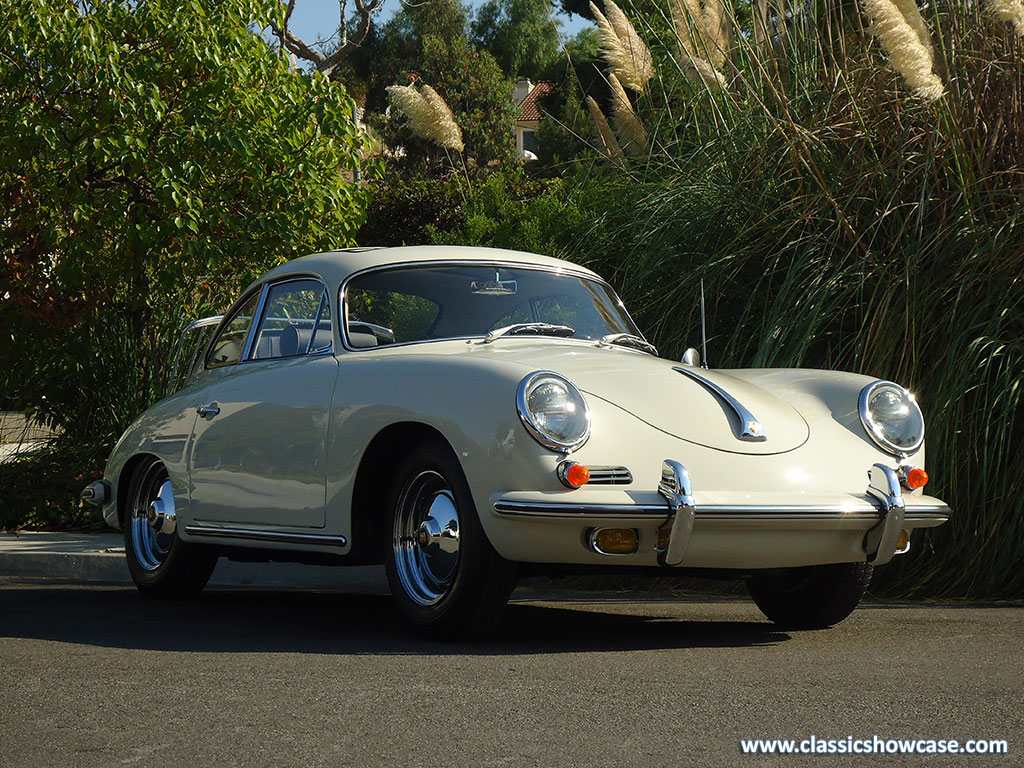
[863,463,906,566]
[656,460,695,567]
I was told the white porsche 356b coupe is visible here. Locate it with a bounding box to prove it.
[83,246,950,636]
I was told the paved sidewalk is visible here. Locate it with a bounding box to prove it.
[0,532,390,592]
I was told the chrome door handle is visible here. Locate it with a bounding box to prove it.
[196,403,220,419]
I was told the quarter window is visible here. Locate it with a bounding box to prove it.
[207,291,260,368]
[252,279,332,360]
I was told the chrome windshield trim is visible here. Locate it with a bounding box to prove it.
[338,259,644,353]
[673,366,767,442]
[184,524,347,547]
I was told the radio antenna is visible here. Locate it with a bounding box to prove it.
[700,279,708,369]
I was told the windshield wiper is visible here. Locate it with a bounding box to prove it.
[597,333,658,356]
[483,322,576,343]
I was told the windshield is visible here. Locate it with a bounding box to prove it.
[343,264,641,348]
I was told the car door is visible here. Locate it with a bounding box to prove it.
[189,277,338,529]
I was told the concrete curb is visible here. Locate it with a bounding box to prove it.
[0,532,390,593]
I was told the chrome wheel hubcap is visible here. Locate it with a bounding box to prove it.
[393,471,461,606]
[130,464,175,571]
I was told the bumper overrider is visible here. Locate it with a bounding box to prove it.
[492,460,951,568]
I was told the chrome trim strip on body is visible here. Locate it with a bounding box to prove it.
[337,259,649,353]
[584,466,633,485]
[673,366,767,442]
[492,499,951,521]
[493,500,667,518]
[184,524,348,547]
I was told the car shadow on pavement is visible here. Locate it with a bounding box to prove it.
[0,584,790,654]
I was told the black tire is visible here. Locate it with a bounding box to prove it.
[123,458,217,598]
[746,562,873,629]
[384,441,517,639]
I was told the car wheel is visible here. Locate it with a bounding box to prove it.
[124,458,217,598]
[385,441,517,639]
[746,562,873,629]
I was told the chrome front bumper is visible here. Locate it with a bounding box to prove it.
[491,459,951,568]
[656,460,940,568]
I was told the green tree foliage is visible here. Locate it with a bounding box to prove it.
[471,0,562,80]
[347,0,516,171]
[0,0,372,441]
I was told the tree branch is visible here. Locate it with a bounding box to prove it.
[270,0,384,78]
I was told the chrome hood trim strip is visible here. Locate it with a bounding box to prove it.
[674,366,767,442]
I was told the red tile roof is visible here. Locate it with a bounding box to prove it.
[516,81,555,122]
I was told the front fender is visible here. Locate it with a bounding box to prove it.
[101,383,206,529]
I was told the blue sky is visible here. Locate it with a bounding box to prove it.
[284,0,589,49]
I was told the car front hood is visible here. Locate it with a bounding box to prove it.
[482,341,810,455]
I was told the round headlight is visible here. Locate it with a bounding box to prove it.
[516,371,591,453]
[858,380,925,456]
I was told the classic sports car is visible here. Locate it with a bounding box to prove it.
[83,246,950,636]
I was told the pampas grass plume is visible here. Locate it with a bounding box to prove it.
[586,95,625,160]
[987,0,1024,35]
[669,0,728,83]
[862,0,945,100]
[590,0,654,92]
[385,83,465,152]
[608,73,648,153]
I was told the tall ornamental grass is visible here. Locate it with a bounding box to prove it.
[551,0,1023,598]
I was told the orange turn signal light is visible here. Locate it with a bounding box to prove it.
[558,461,590,488]
[903,467,929,490]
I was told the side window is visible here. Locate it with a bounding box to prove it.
[252,279,331,360]
[207,291,260,368]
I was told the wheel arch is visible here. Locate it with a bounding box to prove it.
[116,452,161,528]
[348,421,458,563]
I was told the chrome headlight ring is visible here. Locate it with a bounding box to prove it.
[516,371,592,454]
[858,380,925,457]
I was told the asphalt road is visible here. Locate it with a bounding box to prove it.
[0,581,1020,767]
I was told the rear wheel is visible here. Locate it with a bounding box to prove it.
[124,458,217,598]
[384,442,517,639]
[746,562,872,629]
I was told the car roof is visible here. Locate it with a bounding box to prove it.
[257,245,601,289]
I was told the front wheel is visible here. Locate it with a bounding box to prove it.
[124,458,217,598]
[384,442,517,639]
[746,562,873,629]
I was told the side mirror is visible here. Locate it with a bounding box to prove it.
[681,348,701,366]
